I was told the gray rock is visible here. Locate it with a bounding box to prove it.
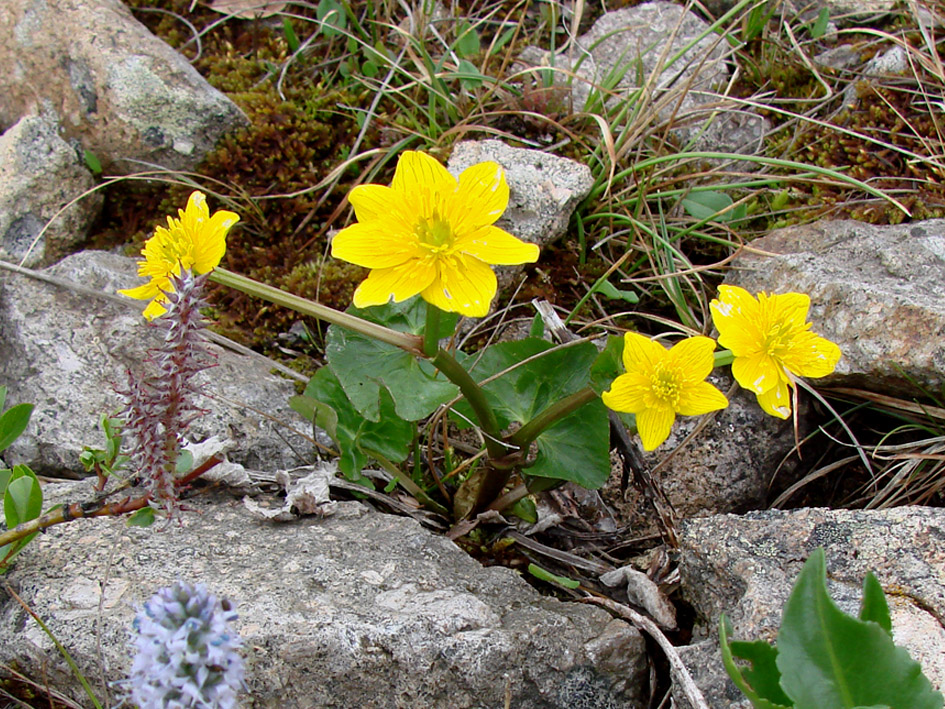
[0,115,101,266]
[700,0,895,24]
[673,506,945,707]
[448,139,594,249]
[721,219,945,396]
[515,3,767,158]
[0,0,247,173]
[843,45,909,108]
[604,373,807,535]
[0,250,311,476]
[0,477,648,708]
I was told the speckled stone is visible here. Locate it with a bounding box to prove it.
[1,479,647,708]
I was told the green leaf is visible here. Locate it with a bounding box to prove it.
[859,572,892,637]
[361,59,379,78]
[509,496,537,523]
[453,338,610,488]
[777,548,943,709]
[0,402,33,453]
[325,298,459,422]
[127,507,156,527]
[304,366,413,481]
[596,280,640,304]
[4,466,42,528]
[527,563,580,589]
[175,450,194,475]
[83,149,103,176]
[454,59,484,89]
[529,313,545,338]
[0,386,6,411]
[810,7,830,39]
[719,615,792,709]
[316,0,347,37]
[681,190,738,223]
[282,17,300,53]
[454,20,481,57]
[0,469,11,495]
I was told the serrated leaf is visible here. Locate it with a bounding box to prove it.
[860,572,892,638]
[777,548,943,709]
[305,367,413,481]
[719,615,792,709]
[325,299,459,422]
[0,403,33,453]
[453,338,610,488]
[681,190,736,223]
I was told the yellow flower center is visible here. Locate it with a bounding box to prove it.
[762,321,798,359]
[650,361,681,407]
[415,210,454,253]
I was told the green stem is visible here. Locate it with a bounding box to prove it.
[430,349,507,460]
[509,386,598,449]
[423,302,441,358]
[210,268,424,355]
[713,349,735,368]
[369,450,449,516]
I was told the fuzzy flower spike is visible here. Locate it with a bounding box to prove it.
[710,285,842,419]
[602,333,729,451]
[331,151,540,317]
[120,191,239,319]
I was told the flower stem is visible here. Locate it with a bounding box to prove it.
[713,349,735,368]
[509,386,598,449]
[423,302,441,358]
[430,349,507,460]
[210,268,424,356]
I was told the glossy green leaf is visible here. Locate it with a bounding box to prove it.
[719,615,792,709]
[326,298,459,422]
[4,465,42,528]
[453,338,610,488]
[777,548,943,709]
[0,402,33,453]
[301,366,413,481]
[859,572,893,638]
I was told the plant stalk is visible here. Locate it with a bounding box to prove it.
[509,386,598,449]
[210,268,424,356]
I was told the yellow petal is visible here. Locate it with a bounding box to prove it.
[756,380,793,419]
[332,222,420,269]
[621,332,666,375]
[348,184,413,229]
[454,225,539,265]
[391,151,456,200]
[422,254,497,317]
[192,210,237,273]
[711,285,762,354]
[601,372,650,414]
[780,330,842,379]
[636,405,676,451]
[731,352,785,395]
[762,291,811,332]
[352,259,436,308]
[667,336,717,383]
[118,282,161,301]
[142,295,169,320]
[676,380,729,417]
[450,161,509,231]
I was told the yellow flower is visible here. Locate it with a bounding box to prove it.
[602,333,729,451]
[331,151,539,317]
[119,191,238,319]
[710,285,841,419]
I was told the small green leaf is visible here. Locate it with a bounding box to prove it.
[771,189,790,210]
[0,386,6,411]
[508,496,537,524]
[316,0,347,37]
[454,20,481,57]
[810,7,830,39]
[4,468,42,528]
[0,469,11,495]
[175,450,194,475]
[527,563,580,589]
[127,507,155,528]
[282,17,300,53]
[719,615,792,709]
[0,402,33,453]
[529,313,545,338]
[83,149,103,176]
[454,59,484,89]
[777,548,943,709]
[326,298,459,422]
[596,280,640,304]
[859,572,892,637]
[361,59,379,78]
[681,190,736,223]
[487,27,516,56]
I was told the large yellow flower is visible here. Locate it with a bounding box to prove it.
[119,191,238,319]
[710,285,841,419]
[331,151,540,317]
[602,333,729,451]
